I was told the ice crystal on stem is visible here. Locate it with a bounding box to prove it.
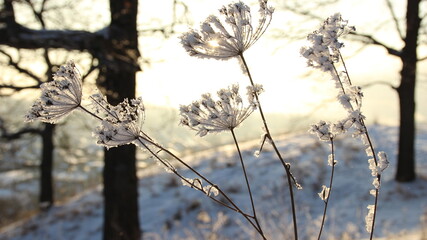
[318,185,330,201]
[181,178,219,197]
[365,204,375,233]
[180,84,258,137]
[180,0,273,60]
[328,154,336,166]
[25,61,82,123]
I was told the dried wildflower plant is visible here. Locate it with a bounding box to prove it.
[180,0,274,60]
[25,3,388,240]
[26,61,82,123]
[302,13,388,240]
[179,84,260,137]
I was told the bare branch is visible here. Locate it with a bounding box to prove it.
[0,84,39,90]
[360,81,397,90]
[385,0,404,40]
[0,25,102,51]
[348,32,402,57]
[0,49,43,83]
[0,1,101,52]
[81,57,98,82]
[23,0,46,28]
[419,55,427,62]
[0,118,41,140]
[0,127,41,140]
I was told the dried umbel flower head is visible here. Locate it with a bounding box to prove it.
[25,61,82,123]
[180,0,274,60]
[180,84,259,137]
[300,13,355,72]
[309,120,332,141]
[91,95,148,148]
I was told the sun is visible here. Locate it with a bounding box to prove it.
[208,39,220,48]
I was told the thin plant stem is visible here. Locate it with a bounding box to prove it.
[78,105,102,121]
[317,137,336,240]
[230,128,265,239]
[75,102,266,235]
[334,51,381,239]
[239,53,298,240]
[138,137,266,238]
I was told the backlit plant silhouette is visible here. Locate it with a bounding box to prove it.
[26,1,387,240]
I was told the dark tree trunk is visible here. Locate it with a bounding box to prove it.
[395,0,421,182]
[103,146,140,240]
[39,123,55,209]
[1,0,142,237]
[99,0,141,239]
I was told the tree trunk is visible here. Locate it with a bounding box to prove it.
[1,0,142,236]
[39,123,55,209]
[103,146,140,240]
[100,0,141,239]
[395,0,420,182]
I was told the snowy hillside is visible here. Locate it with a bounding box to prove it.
[1,125,426,240]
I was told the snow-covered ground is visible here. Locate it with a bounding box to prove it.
[0,125,426,240]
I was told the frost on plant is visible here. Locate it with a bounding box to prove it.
[318,185,330,202]
[309,120,332,141]
[368,151,389,179]
[181,178,219,197]
[328,153,336,166]
[90,94,149,148]
[365,204,375,233]
[25,61,82,123]
[180,0,274,59]
[179,84,259,136]
[300,13,355,72]
[303,13,388,236]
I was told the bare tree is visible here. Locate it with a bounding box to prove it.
[0,0,99,210]
[1,0,142,238]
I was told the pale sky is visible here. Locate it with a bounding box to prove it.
[6,0,426,126]
[135,0,427,126]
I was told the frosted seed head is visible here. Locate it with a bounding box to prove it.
[309,120,332,141]
[180,0,273,60]
[301,13,354,73]
[26,60,82,123]
[180,84,255,136]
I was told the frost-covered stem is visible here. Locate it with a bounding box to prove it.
[361,122,381,239]
[333,52,381,239]
[339,52,353,86]
[369,180,380,240]
[331,64,347,96]
[73,99,264,232]
[77,105,103,121]
[317,137,336,240]
[75,98,265,235]
[231,128,265,239]
[140,137,265,237]
[89,95,118,119]
[338,51,361,108]
[239,53,298,240]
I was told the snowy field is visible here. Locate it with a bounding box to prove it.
[0,124,426,240]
